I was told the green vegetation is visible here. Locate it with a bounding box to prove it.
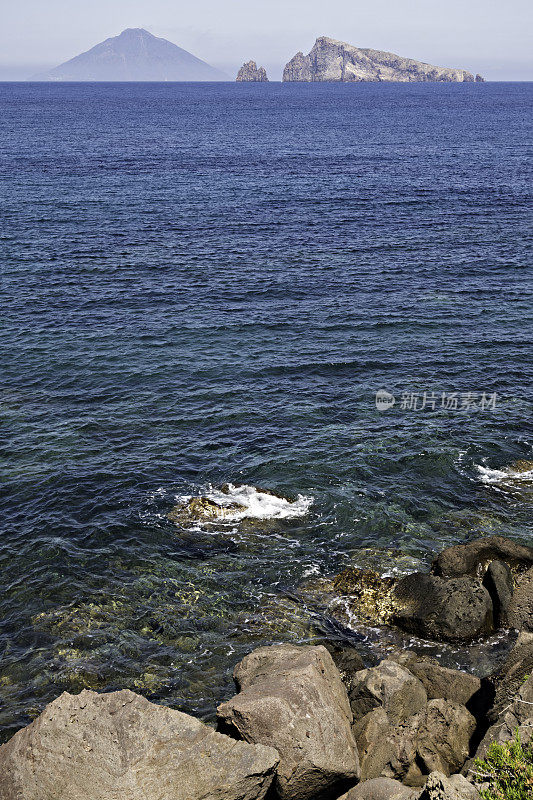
[473,732,533,800]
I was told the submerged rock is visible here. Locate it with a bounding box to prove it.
[0,689,279,800]
[217,644,360,800]
[283,36,479,82]
[236,60,268,82]
[333,568,397,625]
[168,496,246,524]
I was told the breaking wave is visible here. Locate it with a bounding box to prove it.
[180,484,313,522]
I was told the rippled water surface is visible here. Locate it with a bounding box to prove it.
[1,81,532,740]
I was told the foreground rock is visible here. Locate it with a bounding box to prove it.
[237,60,268,82]
[283,36,479,82]
[388,652,491,722]
[339,777,418,799]
[420,771,481,799]
[338,772,480,799]
[348,660,427,724]
[347,660,476,786]
[0,689,279,800]
[488,631,533,721]
[217,644,360,800]
[392,573,493,642]
[507,565,533,631]
[474,672,533,761]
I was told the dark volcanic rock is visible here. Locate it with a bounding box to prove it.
[392,573,493,642]
[236,60,268,82]
[432,535,533,578]
[0,689,279,800]
[217,644,360,800]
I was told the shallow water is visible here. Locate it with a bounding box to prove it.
[0,81,532,740]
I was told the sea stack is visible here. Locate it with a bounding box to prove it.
[283,36,481,82]
[236,60,268,82]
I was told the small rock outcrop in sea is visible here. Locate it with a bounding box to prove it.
[236,60,269,82]
[283,37,481,82]
[168,495,246,524]
[306,536,533,645]
[217,644,360,800]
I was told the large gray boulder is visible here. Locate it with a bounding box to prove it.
[475,673,533,759]
[507,565,533,632]
[338,777,418,799]
[353,697,475,786]
[352,709,396,782]
[0,689,279,800]
[387,652,489,721]
[420,771,481,799]
[392,573,493,642]
[217,644,360,800]
[389,653,482,707]
[432,536,533,578]
[349,660,427,725]
[488,631,533,722]
[415,700,476,776]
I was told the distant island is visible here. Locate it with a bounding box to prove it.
[236,61,269,82]
[34,28,228,82]
[283,36,484,82]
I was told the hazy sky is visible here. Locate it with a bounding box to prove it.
[1,0,532,80]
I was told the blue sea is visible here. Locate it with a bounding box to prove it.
[0,81,532,741]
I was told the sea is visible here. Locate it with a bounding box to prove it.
[0,81,532,741]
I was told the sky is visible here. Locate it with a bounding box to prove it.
[1,0,532,81]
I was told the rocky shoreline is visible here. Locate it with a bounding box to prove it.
[1,535,532,799]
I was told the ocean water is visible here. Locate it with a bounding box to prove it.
[0,81,532,741]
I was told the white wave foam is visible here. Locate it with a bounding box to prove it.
[476,464,533,485]
[178,484,313,522]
